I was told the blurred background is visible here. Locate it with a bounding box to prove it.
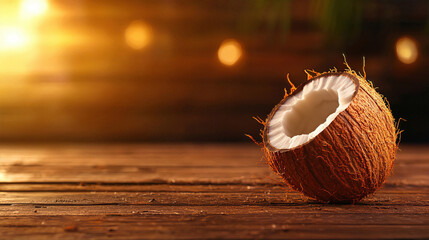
[0,0,427,143]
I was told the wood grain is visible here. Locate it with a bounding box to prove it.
[0,144,427,239]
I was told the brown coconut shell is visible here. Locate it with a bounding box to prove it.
[262,71,398,203]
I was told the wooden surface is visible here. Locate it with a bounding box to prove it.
[0,143,427,239]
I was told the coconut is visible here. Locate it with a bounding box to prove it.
[261,69,398,203]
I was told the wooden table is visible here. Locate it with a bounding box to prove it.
[0,144,427,239]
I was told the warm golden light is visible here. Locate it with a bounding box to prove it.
[125,21,153,50]
[218,39,243,66]
[0,26,30,50]
[396,36,418,64]
[20,0,49,19]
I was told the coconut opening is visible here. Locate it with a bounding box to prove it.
[282,89,340,137]
[268,74,357,150]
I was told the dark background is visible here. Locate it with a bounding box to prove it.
[0,0,427,143]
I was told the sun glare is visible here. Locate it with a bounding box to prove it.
[20,0,49,19]
[0,26,30,50]
[396,36,418,64]
[217,39,243,66]
[125,21,153,50]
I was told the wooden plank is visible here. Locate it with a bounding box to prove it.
[0,162,427,186]
[0,144,426,188]
[0,183,280,192]
[0,144,426,167]
[0,205,428,239]
[0,144,264,167]
[0,215,427,240]
[0,183,426,192]
[1,203,429,217]
[0,189,428,206]
[0,165,273,184]
[0,144,425,164]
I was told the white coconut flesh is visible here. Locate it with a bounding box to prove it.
[268,74,357,150]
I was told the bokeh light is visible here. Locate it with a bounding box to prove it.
[0,26,30,51]
[124,20,153,50]
[396,36,418,64]
[20,0,49,19]
[217,39,243,66]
